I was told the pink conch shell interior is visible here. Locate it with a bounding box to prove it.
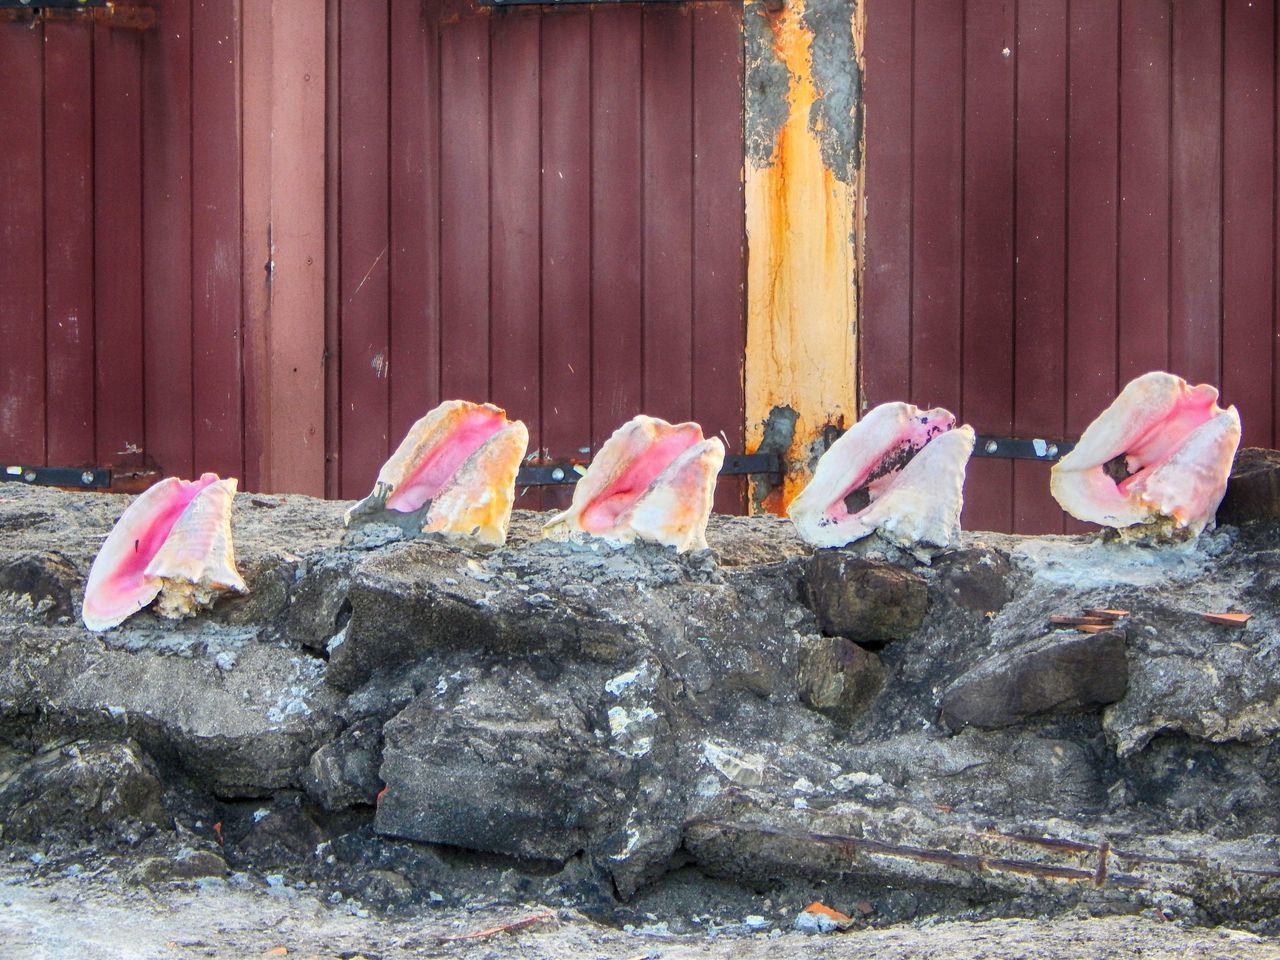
[543,415,725,552]
[82,474,247,631]
[345,400,528,547]
[788,402,975,550]
[1050,371,1241,535]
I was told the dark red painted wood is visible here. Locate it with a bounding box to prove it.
[641,6,695,426]
[692,2,746,514]
[490,8,543,508]
[1169,0,1223,388]
[862,0,913,411]
[191,0,245,481]
[389,0,441,448]
[867,0,1280,533]
[910,0,964,415]
[43,22,95,466]
[438,0,491,410]
[0,22,46,465]
[93,24,145,468]
[1117,0,1172,382]
[338,0,392,497]
[142,0,194,479]
[1223,0,1275,447]
[539,9,592,511]
[1063,0,1119,534]
[1065,0,1120,439]
[1013,0,1068,534]
[958,0,1017,534]
[590,7,644,457]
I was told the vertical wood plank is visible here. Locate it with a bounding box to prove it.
[490,8,543,508]
[438,0,490,406]
[641,6,694,425]
[94,24,145,467]
[590,6,644,452]
[141,0,193,479]
[44,21,95,466]
[541,8,592,509]
[0,22,45,465]
[338,0,391,497]
[325,0,341,496]
[960,0,1017,534]
[1064,0,1119,533]
[862,0,913,409]
[241,0,328,495]
[389,0,441,446]
[692,2,746,514]
[191,0,244,480]
[910,0,963,414]
[1169,0,1223,387]
[1013,0,1068,534]
[1222,0,1275,447]
[1118,0,1172,382]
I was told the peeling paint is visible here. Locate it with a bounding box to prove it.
[744,0,864,514]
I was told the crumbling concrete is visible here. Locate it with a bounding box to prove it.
[1,479,1279,931]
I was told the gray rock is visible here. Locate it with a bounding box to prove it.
[941,629,1128,731]
[932,548,1014,614]
[1217,447,1280,527]
[0,739,165,841]
[803,553,928,644]
[374,667,639,863]
[0,626,340,795]
[304,718,383,811]
[796,634,885,724]
[0,551,79,625]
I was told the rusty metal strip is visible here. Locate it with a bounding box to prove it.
[3,465,111,489]
[517,453,782,488]
[0,3,155,29]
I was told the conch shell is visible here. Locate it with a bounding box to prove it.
[345,400,528,547]
[788,403,975,550]
[82,474,247,631]
[1051,371,1241,536]
[542,415,724,552]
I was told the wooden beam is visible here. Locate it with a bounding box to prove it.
[743,0,864,514]
[242,0,327,496]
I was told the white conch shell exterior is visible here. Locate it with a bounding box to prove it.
[82,474,246,631]
[788,402,975,550]
[146,478,248,620]
[542,415,724,552]
[345,400,528,547]
[1050,372,1241,535]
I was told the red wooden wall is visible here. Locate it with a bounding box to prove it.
[864,0,1280,533]
[0,0,746,511]
[0,3,248,486]
[327,0,746,511]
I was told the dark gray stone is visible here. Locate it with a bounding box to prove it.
[0,551,79,625]
[374,667,639,863]
[933,548,1014,615]
[1217,447,1280,527]
[0,739,165,841]
[803,552,928,644]
[941,629,1129,732]
[304,718,383,811]
[796,635,885,724]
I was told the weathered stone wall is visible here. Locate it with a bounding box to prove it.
[1,466,1279,926]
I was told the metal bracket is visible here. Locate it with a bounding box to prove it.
[516,452,782,488]
[0,2,156,30]
[3,465,112,489]
[973,436,1076,462]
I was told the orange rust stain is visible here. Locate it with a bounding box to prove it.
[745,0,861,514]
